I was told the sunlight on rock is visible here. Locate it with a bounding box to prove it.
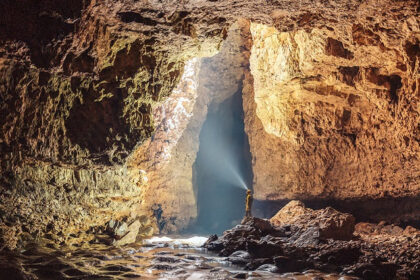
[0,0,419,279]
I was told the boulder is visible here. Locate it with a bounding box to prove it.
[316,207,355,240]
[203,234,218,247]
[241,216,274,235]
[270,201,355,241]
[273,256,310,273]
[255,264,279,273]
[113,220,141,246]
[246,239,283,258]
[227,250,252,265]
[270,200,310,227]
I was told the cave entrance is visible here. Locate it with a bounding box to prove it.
[192,89,253,234]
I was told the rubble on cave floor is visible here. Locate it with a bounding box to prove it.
[204,201,420,280]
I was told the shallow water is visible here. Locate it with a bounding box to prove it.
[2,236,359,279]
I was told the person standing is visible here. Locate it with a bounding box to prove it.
[245,189,253,217]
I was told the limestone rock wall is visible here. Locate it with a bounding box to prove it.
[0,0,229,248]
[243,17,419,204]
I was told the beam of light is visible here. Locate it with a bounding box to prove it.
[150,58,201,164]
[226,163,248,190]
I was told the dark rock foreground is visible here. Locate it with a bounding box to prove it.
[204,201,420,280]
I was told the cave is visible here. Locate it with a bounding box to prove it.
[1,1,420,279]
[192,89,253,234]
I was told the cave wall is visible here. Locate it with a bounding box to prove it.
[129,20,251,233]
[243,13,419,219]
[0,0,419,248]
[0,0,230,248]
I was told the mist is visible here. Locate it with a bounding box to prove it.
[192,90,253,234]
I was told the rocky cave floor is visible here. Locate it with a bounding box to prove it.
[1,201,419,280]
[204,201,420,280]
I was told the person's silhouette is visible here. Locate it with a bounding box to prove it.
[245,189,253,217]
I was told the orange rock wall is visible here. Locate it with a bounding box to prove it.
[244,21,419,201]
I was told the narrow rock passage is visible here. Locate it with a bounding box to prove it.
[193,89,253,234]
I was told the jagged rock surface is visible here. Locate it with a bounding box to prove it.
[270,200,355,241]
[0,0,419,248]
[204,203,420,280]
[0,0,229,248]
[243,10,420,203]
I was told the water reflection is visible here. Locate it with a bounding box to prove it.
[0,236,358,279]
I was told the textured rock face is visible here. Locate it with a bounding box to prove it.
[244,13,419,203]
[270,200,355,241]
[0,0,229,248]
[205,206,420,279]
[129,20,251,233]
[0,0,419,248]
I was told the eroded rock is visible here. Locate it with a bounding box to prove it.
[1,0,419,250]
[204,202,420,279]
[271,201,355,241]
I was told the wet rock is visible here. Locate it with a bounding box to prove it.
[245,258,272,270]
[218,237,248,257]
[246,239,283,258]
[63,268,86,277]
[197,263,213,270]
[103,265,134,272]
[232,272,247,279]
[311,277,325,280]
[256,264,279,273]
[204,203,420,278]
[206,240,224,252]
[154,251,172,255]
[203,234,218,246]
[313,242,362,267]
[155,256,183,263]
[229,250,252,259]
[123,273,142,278]
[151,263,176,271]
[274,256,311,273]
[228,250,252,265]
[291,227,321,247]
[184,254,202,261]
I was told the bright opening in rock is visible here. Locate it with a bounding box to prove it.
[2,2,420,279]
[191,88,253,234]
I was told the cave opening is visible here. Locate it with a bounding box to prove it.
[191,88,253,234]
